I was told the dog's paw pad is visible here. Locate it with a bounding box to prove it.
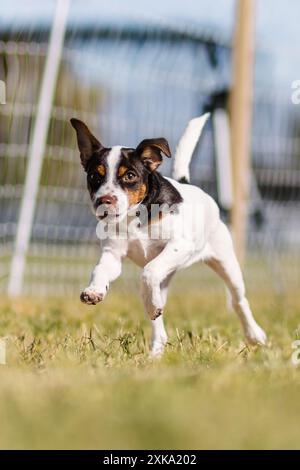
[80,289,104,305]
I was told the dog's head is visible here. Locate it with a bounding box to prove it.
[70,118,171,221]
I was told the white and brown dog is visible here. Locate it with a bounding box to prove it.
[71,114,267,356]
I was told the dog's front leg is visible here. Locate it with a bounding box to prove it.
[141,240,193,356]
[141,273,174,357]
[81,243,124,305]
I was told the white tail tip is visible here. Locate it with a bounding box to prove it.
[172,113,210,182]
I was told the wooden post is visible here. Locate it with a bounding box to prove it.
[230,0,255,264]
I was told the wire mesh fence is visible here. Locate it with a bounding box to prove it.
[0,20,299,296]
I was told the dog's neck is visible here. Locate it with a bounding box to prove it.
[144,172,182,206]
[138,172,182,224]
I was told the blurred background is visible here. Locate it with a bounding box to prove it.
[0,0,299,296]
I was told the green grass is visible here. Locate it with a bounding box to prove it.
[0,266,300,450]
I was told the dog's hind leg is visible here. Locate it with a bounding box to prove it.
[141,273,174,357]
[205,221,267,345]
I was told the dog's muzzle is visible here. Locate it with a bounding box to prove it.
[95,194,119,220]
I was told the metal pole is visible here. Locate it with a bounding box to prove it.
[8,0,70,296]
[230,0,255,264]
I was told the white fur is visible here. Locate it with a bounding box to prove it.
[172,113,210,183]
[94,146,129,220]
[81,114,267,356]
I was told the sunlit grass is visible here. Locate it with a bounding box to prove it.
[0,266,300,449]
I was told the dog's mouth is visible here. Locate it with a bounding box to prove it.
[95,205,122,221]
[94,199,129,222]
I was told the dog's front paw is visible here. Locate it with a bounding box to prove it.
[80,287,105,305]
[245,324,267,346]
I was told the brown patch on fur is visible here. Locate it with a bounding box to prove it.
[140,147,161,171]
[118,165,128,177]
[151,308,163,320]
[97,164,106,176]
[127,183,147,206]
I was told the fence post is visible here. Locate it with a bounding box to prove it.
[7,0,70,296]
[230,0,255,264]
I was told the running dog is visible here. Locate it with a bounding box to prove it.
[70,114,267,356]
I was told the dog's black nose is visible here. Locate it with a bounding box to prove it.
[97,194,117,206]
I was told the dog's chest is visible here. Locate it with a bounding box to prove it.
[127,238,167,267]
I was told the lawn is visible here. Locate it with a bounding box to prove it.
[0,263,300,450]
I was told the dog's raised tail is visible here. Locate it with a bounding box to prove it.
[172,113,210,183]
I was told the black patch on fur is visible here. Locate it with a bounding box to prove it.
[114,148,141,190]
[178,176,189,184]
[142,172,183,209]
[85,148,111,199]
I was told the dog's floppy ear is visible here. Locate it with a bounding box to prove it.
[70,118,103,170]
[136,138,171,171]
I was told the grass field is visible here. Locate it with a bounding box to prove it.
[0,263,300,450]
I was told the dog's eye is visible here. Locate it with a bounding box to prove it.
[122,171,137,183]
